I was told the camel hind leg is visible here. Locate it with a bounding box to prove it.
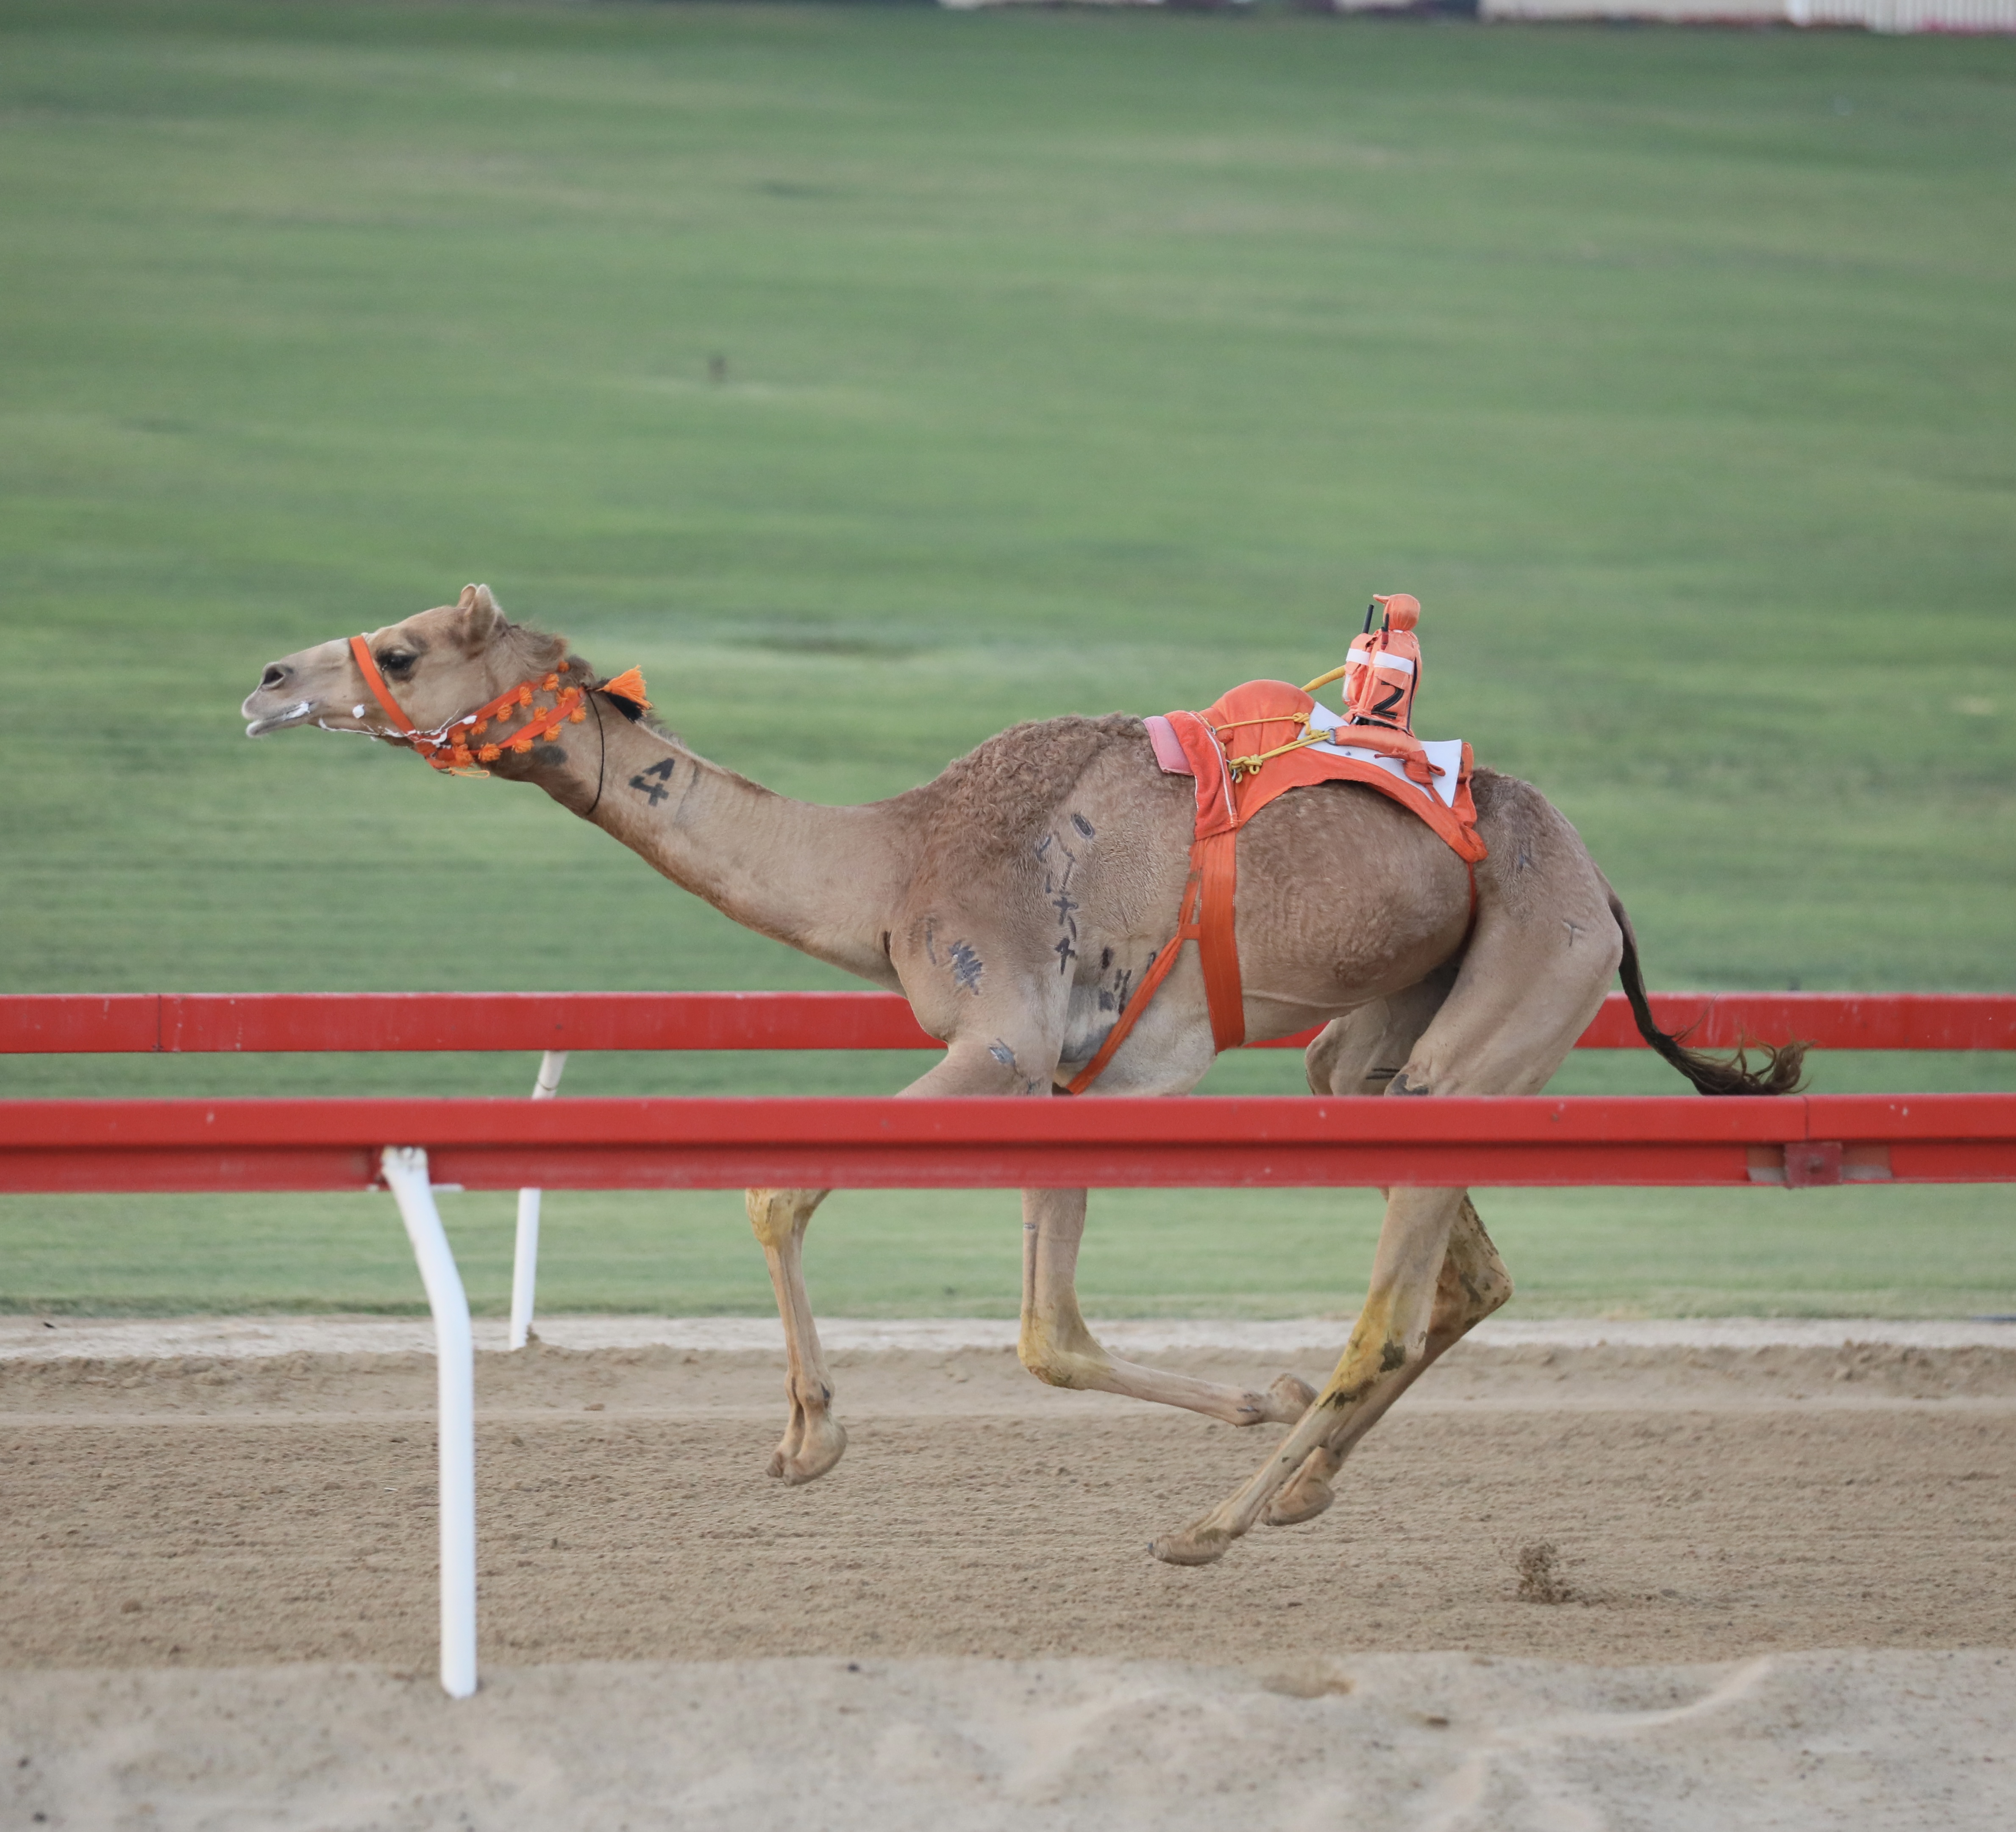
[1018,1005,1314,1427]
[1265,1194,1510,1525]
[1151,821,1621,1566]
[1262,965,1501,1526]
[1020,1188,1316,1425]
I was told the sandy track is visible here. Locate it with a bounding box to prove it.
[8,1651,2014,1832]
[7,1331,2013,1828]
[5,1333,2013,1671]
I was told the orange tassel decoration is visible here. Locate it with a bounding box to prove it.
[403,668,597,777]
[601,666,651,708]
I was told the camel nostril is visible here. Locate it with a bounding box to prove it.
[261,665,288,689]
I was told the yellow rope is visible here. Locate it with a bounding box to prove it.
[1210,713,1297,734]
[1212,674,1397,778]
[1225,722,1332,779]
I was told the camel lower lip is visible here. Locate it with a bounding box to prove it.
[245,701,314,737]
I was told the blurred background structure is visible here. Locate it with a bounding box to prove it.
[950,0,2016,35]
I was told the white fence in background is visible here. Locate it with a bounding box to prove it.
[1481,0,2016,27]
[1787,0,2016,27]
[941,0,2016,29]
[509,1049,569,1351]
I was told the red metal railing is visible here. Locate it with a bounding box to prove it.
[3,990,2011,1194]
[1,1091,2010,1194]
[3,990,2013,1055]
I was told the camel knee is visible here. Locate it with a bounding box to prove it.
[745,1186,823,1251]
[1460,1244,1514,1324]
[1017,1303,1110,1390]
[786,1366,834,1413]
[1306,1008,1415,1098]
[1435,1196,1513,1331]
[1306,968,1457,1097]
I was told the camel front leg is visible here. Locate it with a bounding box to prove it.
[741,1037,1055,1488]
[1264,1193,1510,1526]
[1020,1188,1315,1426]
[1150,1185,1465,1566]
[745,1185,846,1485]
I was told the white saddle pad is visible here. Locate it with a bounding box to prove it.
[1304,701,1465,810]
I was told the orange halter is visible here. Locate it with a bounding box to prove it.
[348,634,592,774]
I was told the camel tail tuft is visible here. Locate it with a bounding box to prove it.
[1608,893,1808,1097]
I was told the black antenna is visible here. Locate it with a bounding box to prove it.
[1362,601,1379,634]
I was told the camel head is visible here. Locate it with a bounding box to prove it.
[241,584,573,749]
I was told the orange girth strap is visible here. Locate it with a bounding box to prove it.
[1065,827,1241,1098]
[348,635,597,773]
[1195,830,1243,1051]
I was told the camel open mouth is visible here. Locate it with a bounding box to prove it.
[244,699,314,738]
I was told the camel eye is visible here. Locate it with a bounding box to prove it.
[379,650,418,681]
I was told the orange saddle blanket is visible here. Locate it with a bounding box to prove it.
[1146,679,1483,861]
[1067,680,1485,1095]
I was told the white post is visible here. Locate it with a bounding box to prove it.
[508,1049,568,1350]
[381,1145,478,1700]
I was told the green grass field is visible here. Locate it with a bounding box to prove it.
[2,0,2011,1316]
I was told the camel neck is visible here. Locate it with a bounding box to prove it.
[510,695,913,986]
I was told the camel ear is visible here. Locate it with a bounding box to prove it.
[453,584,506,653]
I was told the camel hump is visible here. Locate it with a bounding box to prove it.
[919,713,1150,861]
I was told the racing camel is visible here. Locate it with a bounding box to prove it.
[242,585,1799,1566]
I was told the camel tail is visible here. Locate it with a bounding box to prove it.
[1607,892,1808,1097]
